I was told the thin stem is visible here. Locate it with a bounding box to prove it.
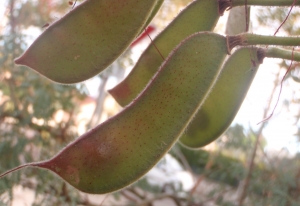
[227,33,300,52]
[137,194,181,206]
[172,145,196,181]
[246,34,300,46]
[231,0,300,6]
[273,0,296,36]
[87,75,108,129]
[238,130,263,205]
[188,151,215,201]
[127,187,145,200]
[5,77,19,111]
[72,0,77,9]
[0,163,33,178]
[238,69,282,205]
[261,47,300,62]
[258,48,295,124]
[245,0,249,32]
[219,0,300,15]
[120,190,139,203]
[145,28,165,61]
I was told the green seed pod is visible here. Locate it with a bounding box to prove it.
[137,0,164,36]
[108,0,220,106]
[109,1,300,107]
[179,47,263,148]
[14,0,159,84]
[1,32,228,194]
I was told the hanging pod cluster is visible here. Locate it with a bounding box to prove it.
[13,0,300,84]
[3,0,300,195]
[4,31,300,193]
[2,32,229,194]
[108,0,300,107]
[108,0,221,106]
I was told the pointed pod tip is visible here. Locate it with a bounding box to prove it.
[0,163,35,178]
[14,55,26,65]
[14,53,34,70]
[108,82,132,107]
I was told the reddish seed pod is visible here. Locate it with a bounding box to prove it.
[1,32,228,194]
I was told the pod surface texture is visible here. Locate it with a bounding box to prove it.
[36,32,228,194]
[15,0,158,83]
[180,47,261,148]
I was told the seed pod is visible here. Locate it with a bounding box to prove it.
[108,0,221,106]
[179,4,255,148]
[179,47,263,148]
[109,0,300,107]
[14,0,159,84]
[137,0,164,37]
[1,32,228,194]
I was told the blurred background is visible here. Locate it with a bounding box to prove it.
[0,0,300,205]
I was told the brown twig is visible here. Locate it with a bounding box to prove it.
[5,77,19,111]
[257,48,295,124]
[188,151,215,200]
[245,0,249,32]
[172,145,196,180]
[87,75,108,129]
[0,111,70,141]
[273,0,296,36]
[238,68,282,205]
[137,194,182,206]
[121,190,139,203]
[127,187,146,200]
[99,194,110,206]
[201,188,234,205]
[59,109,74,142]
[145,29,165,60]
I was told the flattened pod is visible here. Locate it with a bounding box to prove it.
[137,0,164,36]
[1,32,228,194]
[108,0,220,106]
[110,0,300,107]
[180,47,263,148]
[14,0,158,84]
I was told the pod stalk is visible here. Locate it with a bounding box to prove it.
[227,33,300,53]
[231,0,300,7]
[256,48,266,64]
[0,163,36,178]
[218,0,232,16]
[258,47,300,62]
[218,0,300,17]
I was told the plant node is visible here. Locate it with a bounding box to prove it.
[257,48,266,64]
[226,35,246,53]
[218,0,232,16]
